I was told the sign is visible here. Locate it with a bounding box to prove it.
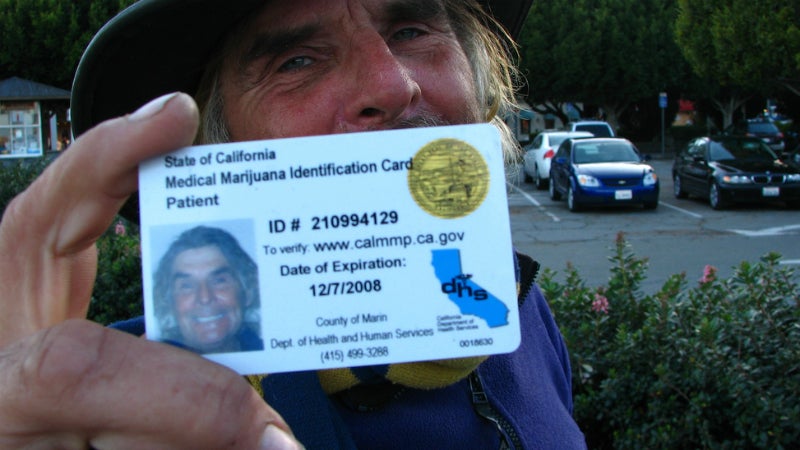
[659,92,668,109]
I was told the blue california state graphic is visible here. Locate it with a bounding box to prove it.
[431,249,509,327]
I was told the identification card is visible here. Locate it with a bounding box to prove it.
[138,124,520,374]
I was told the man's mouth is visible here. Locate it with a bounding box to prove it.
[194,313,225,324]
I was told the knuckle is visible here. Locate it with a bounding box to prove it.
[180,370,266,447]
[19,320,111,403]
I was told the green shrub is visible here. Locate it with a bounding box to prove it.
[88,219,143,325]
[543,232,800,449]
[0,157,53,217]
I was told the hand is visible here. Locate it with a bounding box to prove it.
[0,94,301,449]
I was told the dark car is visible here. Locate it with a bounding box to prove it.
[723,119,785,154]
[549,138,659,212]
[672,136,800,209]
[786,147,800,171]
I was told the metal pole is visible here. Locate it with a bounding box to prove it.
[658,92,667,157]
[661,107,665,157]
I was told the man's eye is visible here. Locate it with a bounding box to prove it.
[210,273,235,288]
[392,27,423,42]
[175,280,196,293]
[278,55,314,72]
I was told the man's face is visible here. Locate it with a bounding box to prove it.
[219,0,480,140]
[171,245,245,352]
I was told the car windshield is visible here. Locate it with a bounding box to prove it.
[573,142,639,164]
[575,125,612,137]
[748,122,779,134]
[709,139,777,162]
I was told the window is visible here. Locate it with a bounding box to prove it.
[685,141,703,159]
[0,102,43,158]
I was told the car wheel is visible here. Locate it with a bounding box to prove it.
[673,174,688,199]
[534,165,547,190]
[549,176,561,200]
[523,169,532,183]
[709,182,726,210]
[567,186,581,212]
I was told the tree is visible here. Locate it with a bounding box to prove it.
[517,0,583,126]
[519,0,688,134]
[675,0,800,127]
[0,0,135,89]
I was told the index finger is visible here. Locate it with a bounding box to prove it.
[26,92,199,254]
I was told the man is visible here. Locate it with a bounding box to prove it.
[153,226,263,353]
[0,0,586,448]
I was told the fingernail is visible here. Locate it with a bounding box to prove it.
[129,92,179,121]
[260,424,304,450]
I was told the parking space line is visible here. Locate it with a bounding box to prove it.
[728,224,800,237]
[507,183,561,222]
[660,201,704,219]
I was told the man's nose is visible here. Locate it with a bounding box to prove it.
[196,281,213,305]
[341,32,421,130]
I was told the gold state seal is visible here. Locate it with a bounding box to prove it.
[408,138,489,218]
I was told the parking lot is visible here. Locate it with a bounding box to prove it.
[507,158,800,294]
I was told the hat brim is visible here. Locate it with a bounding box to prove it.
[71,0,532,137]
[71,0,263,137]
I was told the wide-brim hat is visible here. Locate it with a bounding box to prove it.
[70,0,533,137]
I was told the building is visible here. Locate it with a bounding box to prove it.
[0,77,71,158]
[504,100,535,145]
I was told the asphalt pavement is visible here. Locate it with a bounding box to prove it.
[507,158,800,295]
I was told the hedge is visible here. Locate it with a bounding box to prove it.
[541,233,799,449]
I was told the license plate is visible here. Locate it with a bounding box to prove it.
[762,187,780,197]
[615,190,632,200]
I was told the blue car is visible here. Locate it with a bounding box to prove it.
[549,138,659,212]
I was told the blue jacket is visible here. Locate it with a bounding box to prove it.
[113,252,586,449]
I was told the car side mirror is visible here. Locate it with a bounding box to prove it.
[641,154,652,162]
[555,157,566,165]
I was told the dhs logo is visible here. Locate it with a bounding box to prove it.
[441,274,488,300]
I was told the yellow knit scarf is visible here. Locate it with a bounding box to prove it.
[246,356,487,397]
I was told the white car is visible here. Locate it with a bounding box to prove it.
[567,120,615,137]
[522,131,593,189]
